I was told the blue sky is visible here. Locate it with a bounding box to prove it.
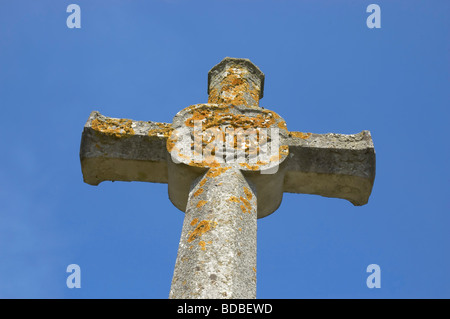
[0,0,448,298]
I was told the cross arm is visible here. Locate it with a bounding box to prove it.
[79,111,172,186]
[283,130,376,206]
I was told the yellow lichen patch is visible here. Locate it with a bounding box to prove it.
[187,220,217,243]
[199,240,213,251]
[252,267,256,273]
[256,160,269,166]
[240,196,253,214]
[196,200,207,208]
[290,131,312,139]
[203,153,219,164]
[166,133,177,153]
[206,166,231,178]
[228,196,240,203]
[176,152,191,160]
[243,187,253,201]
[277,121,287,130]
[270,145,289,162]
[239,163,260,171]
[190,218,199,227]
[148,122,172,138]
[208,65,260,107]
[91,117,135,138]
[279,145,289,155]
[193,188,204,198]
[185,108,277,131]
[173,102,289,170]
[184,108,213,128]
[190,159,222,169]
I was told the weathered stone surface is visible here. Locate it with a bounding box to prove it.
[79,57,376,299]
[208,57,265,107]
[79,111,170,186]
[283,130,376,206]
[169,167,257,299]
[80,111,375,210]
[166,101,289,219]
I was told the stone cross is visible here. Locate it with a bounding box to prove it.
[79,57,376,299]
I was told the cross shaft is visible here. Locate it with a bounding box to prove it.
[169,167,257,298]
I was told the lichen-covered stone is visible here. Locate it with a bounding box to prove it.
[208,57,265,105]
[169,167,257,299]
[79,57,376,300]
[80,111,170,186]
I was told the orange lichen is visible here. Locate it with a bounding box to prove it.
[239,163,260,170]
[277,121,287,130]
[91,117,135,138]
[187,220,217,243]
[184,107,277,131]
[198,240,213,251]
[290,131,312,139]
[206,167,231,178]
[166,133,177,153]
[243,187,252,201]
[184,108,213,128]
[190,218,199,227]
[239,196,252,214]
[169,99,290,170]
[193,188,204,198]
[190,159,222,169]
[196,200,207,208]
[208,65,260,107]
[148,122,172,138]
[279,145,289,154]
[228,196,240,203]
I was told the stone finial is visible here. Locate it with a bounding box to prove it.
[207,57,265,107]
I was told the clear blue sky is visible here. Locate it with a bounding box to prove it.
[0,0,448,298]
